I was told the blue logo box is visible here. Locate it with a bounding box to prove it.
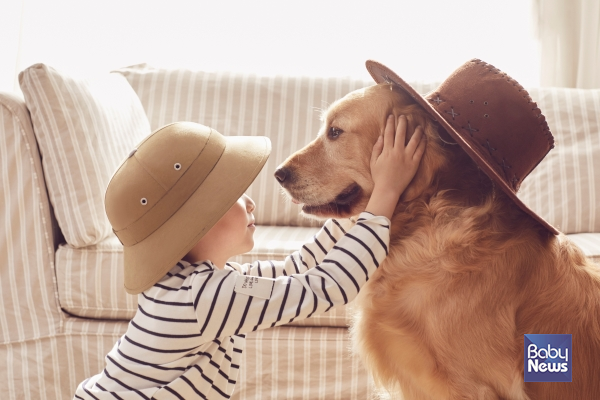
[524,334,572,382]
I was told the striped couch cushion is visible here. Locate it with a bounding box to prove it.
[517,88,600,234]
[19,64,151,247]
[115,64,439,227]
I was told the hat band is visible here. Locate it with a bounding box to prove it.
[115,130,227,246]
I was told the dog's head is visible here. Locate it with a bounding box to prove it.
[275,83,451,219]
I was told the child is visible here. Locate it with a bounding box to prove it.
[74,115,425,399]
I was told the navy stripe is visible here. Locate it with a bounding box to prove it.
[270,260,277,278]
[137,304,196,323]
[302,244,318,265]
[81,378,100,400]
[103,369,150,400]
[131,320,200,339]
[153,282,191,291]
[141,292,192,307]
[305,275,319,318]
[214,364,236,384]
[107,355,169,385]
[180,375,208,399]
[356,221,388,254]
[116,347,186,372]
[272,278,291,327]
[199,271,233,335]
[253,297,270,332]
[323,225,338,245]
[123,335,198,354]
[314,236,327,255]
[332,245,369,279]
[356,217,388,229]
[332,219,347,234]
[322,257,360,292]
[299,253,309,269]
[191,365,231,398]
[290,255,300,274]
[316,273,334,311]
[165,271,188,279]
[193,271,215,310]
[163,386,186,400]
[215,291,237,337]
[289,285,307,323]
[315,266,348,304]
[94,382,124,400]
[346,232,379,267]
[235,295,253,335]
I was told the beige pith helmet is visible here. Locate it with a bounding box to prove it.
[105,122,271,294]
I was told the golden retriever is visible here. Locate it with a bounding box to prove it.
[274,83,600,399]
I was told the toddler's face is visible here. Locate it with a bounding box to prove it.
[183,194,256,267]
[211,194,256,254]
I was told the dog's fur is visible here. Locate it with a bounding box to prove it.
[275,84,600,399]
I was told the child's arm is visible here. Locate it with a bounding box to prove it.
[190,115,425,339]
[232,114,425,278]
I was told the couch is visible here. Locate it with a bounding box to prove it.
[1,62,598,400]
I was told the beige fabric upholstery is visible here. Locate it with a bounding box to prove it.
[18,64,151,247]
[567,233,600,263]
[517,88,600,234]
[0,92,60,345]
[115,64,439,228]
[2,66,600,400]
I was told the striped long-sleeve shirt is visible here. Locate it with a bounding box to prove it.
[74,212,390,400]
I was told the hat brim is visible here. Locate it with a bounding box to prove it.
[366,60,559,236]
[123,135,271,294]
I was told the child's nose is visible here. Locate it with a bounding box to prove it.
[244,195,256,212]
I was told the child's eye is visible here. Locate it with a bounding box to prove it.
[328,127,343,139]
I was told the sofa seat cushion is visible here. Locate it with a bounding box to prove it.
[56,224,349,326]
[566,233,600,263]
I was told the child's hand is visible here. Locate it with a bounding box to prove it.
[365,114,426,220]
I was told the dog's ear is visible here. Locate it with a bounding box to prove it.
[390,105,427,145]
[399,114,448,203]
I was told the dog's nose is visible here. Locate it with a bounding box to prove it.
[274,167,289,184]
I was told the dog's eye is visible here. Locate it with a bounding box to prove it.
[328,127,343,139]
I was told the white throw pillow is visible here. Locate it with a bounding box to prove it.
[518,87,600,234]
[19,64,151,247]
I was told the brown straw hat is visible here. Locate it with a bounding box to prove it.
[366,59,559,235]
[105,122,271,294]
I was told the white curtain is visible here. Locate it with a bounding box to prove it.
[534,0,600,88]
[2,0,540,94]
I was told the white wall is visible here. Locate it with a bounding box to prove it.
[1,0,539,94]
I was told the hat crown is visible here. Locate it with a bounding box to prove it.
[105,122,226,245]
[425,59,554,191]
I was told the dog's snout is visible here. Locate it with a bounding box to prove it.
[274,167,291,184]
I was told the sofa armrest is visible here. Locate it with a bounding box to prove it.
[0,92,63,344]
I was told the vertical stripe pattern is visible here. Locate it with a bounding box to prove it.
[518,87,600,234]
[18,64,151,247]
